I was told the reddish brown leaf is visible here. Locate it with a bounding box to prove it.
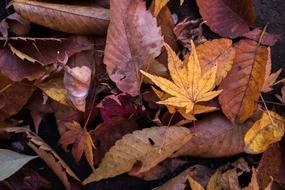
[219,39,268,123]
[96,93,137,124]
[276,85,285,104]
[0,48,45,81]
[104,0,163,96]
[13,0,109,35]
[243,28,283,46]
[4,13,30,37]
[89,117,139,165]
[196,0,256,38]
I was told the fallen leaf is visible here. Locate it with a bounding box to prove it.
[219,169,241,190]
[244,111,285,154]
[0,127,81,190]
[0,73,35,120]
[276,85,285,104]
[1,37,91,65]
[261,48,282,93]
[0,47,45,81]
[83,126,192,184]
[37,77,71,106]
[173,113,251,158]
[13,0,109,35]
[104,0,163,96]
[196,0,256,38]
[244,169,259,190]
[207,170,222,190]
[152,0,184,16]
[141,41,221,114]
[219,39,268,123]
[0,149,37,181]
[4,13,30,37]
[243,28,283,46]
[153,165,211,190]
[96,93,137,124]
[188,176,205,190]
[58,121,95,171]
[196,39,235,85]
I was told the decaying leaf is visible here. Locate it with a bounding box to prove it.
[0,127,80,190]
[207,170,222,190]
[243,28,283,46]
[196,0,256,38]
[0,149,37,181]
[104,0,163,96]
[37,77,71,106]
[219,39,268,123]
[219,169,241,190]
[152,0,184,16]
[173,113,251,158]
[141,42,221,114]
[13,0,109,35]
[83,126,192,184]
[196,39,235,85]
[276,84,285,104]
[0,73,35,120]
[188,176,205,190]
[244,111,285,154]
[58,121,95,171]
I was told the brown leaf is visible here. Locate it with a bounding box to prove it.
[173,113,251,158]
[12,0,109,35]
[276,85,285,104]
[0,73,35,120]
[197,39,235,85]
[89,117,139,165]
[219,169,241,190]
[2,37,91,65]
[219,39,268,123]
[0,127,80,190]
[243,28,283,46]
[58,121,95,171]
[196,0,256,38]
[4,13,30,37]
[104,0,163,96]
[0,47,45,81]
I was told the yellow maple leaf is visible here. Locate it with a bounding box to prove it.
[141,41,222,114]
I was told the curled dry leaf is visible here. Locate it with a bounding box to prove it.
[58,121,95,171]
[244,111,285,154]
[64,65,91,112]
[0,47,45,82]
[141,42,221,114]
[2,37,91,65]
[196,39,235,85]
[196,0,255,38]
[104,0,163,96]
[173,113,251,158]
[0,149,37,181]
[243,28,283,46]
[12,0,109,35]
[219,39,268,124]
[0,73,35,120]
[0,127,80,190]
[83,126,191,184]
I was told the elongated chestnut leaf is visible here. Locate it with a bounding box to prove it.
[12,0,109,35]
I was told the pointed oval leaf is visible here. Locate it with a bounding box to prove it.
[0,149,37,181]
[83,126,191,184]
[13,0,109,35]
[219,39,268,123]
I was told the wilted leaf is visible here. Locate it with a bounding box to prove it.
[0,127,80,190]
[207,170,222,190]
[152,0,184,16]
[219,169,241,190]
[196,0,255,38]
[196,39,235,85]
[243,28,283,46]
[188,176,205,190]
[96,93,137,124]
[2,37,91,65]
[276,85,285,104]
[173,113,251,158]
[83,126,191,184]
[141,42,221,114]
[0,149,37,181]
[104,0,163,96]
[153,165,211,190]
[219,39,268,123]
[0,73,35,120]
[0,47,45,81]
[244,111,285,154]
[58,121,95,170]
[37,77,71,106]
[13,0,109,35]
[244,169,259,190]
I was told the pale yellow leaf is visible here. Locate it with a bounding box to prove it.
[207,170,222,190]
[244,111,285,154]
[188,176,205,190]
[83,126,192,184]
